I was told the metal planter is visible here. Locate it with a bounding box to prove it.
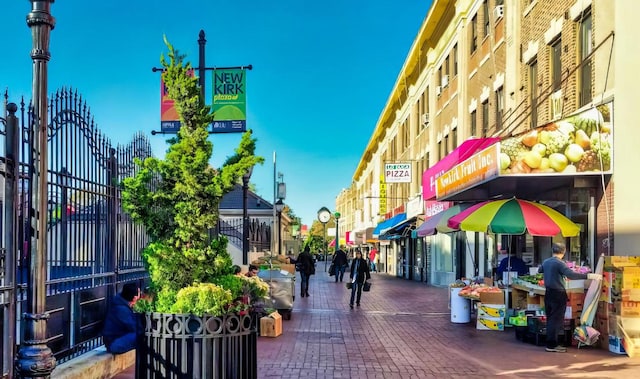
[136,312,257,379]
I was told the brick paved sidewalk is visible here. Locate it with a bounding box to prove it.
[114,267,640,378]
[257,267,640,379]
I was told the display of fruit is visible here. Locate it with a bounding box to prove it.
[500,138,528,163]
[499,104,612,174]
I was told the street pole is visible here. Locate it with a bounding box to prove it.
[242,172,250,265]
[323,223,327,271]
[17,1,57,377]
[198,29,206,101]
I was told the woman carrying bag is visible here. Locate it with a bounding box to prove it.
[348,249,371,309]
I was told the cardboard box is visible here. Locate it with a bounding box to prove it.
[604,256,640,270]
[479,291,504,305]
[620,301,640,318]
[279,264,296,275]
[622,288,640,302]
[619,321,640,358]
[478,303,506,318]
[565,279,585,290]
[476,315,504,331]
[260,311,283,337]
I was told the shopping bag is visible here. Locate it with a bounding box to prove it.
[328,263,335,276]
[363,281,371,292]
[346,282,353,289]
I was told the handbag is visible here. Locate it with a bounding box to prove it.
[328,263,335,276]
[363,281,371,292]
[346,282,353,289]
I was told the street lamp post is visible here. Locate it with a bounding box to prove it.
[242,166,253,265]
[275,199,284,256]
[17,1,57,377]
[334,212,341,254]
[317,207,331,271]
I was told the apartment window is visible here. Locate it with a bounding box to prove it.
[444,134,449,156]
[445,56,450,84]
[529,59,538,128]
[471,15,478,54]
[580,13,593,106]
[439,66,443,86]
[483,1,490,37]
[495,87,504,130]
[482,101,489,136]
[470,110,477,136]
[425,152,430,169]
[452,128,458,149]
[437,141,443,161]
[403,121,410,149]
[453,44,458,76]
[551,38,562,91]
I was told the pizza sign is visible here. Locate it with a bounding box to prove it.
[385,163,412,183]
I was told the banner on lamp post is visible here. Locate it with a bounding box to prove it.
[212,69,247,133]
[160,69,194,133]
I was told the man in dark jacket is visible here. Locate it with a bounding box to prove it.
[298,246,315,298]
[332,246,348,282]
[349,249,371,309]
[102,283,140,354]
[539,243,601,353]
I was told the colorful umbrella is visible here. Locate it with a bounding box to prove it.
[447,198,580,237]
[415,203,474,237]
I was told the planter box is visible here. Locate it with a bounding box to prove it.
[136,312,257,379]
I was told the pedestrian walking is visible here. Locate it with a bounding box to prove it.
[539,242,601,352]
[349,249,371,309]
[333,245,348,282]
[369,248,378,272]
[297,246,315,297]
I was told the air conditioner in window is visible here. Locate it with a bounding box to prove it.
[494,5,504,19]
[442,75,449,87]
[436,86,442,96]
[421,113,430,125]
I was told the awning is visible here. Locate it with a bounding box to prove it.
[414,203,474,237]
[380,216,416,239]
[372,213,406,237]
[422,137,500,200]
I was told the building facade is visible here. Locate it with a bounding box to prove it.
[337,0,634,286]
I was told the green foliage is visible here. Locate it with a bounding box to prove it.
[132,298,154,313]
[120,38,264,316]
[212,275,245,299]
[171,283,233,317]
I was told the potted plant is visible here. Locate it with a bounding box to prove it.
[121,38,264,379]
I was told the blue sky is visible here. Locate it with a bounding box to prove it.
[1,1,430,226]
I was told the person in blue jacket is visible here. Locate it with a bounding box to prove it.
[496,251,529,277]
[102,283,140,354]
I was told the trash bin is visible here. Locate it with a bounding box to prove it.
[257,269,295,320]
[450,286,471,323]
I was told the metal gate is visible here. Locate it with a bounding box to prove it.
[1,89,151,377]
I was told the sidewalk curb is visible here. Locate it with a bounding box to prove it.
[52,347,134,379]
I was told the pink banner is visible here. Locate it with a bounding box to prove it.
[422,137,499,200]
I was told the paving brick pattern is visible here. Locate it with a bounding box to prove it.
[114,268,640,378]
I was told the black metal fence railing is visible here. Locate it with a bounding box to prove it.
[1,88,271,377]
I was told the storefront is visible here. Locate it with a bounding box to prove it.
[434,103,613,279]
[418,138,501,286]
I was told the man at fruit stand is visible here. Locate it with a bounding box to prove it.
[538,243,601,353]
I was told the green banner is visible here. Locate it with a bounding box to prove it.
[212,69,247,133]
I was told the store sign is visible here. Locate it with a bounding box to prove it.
[436,144,500,199]
[379,175,387,215]
[424,200,452,218]
[406,196,423,219]
[499,102,613,176]
[385,163,412,183]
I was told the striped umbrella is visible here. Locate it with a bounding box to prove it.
[447,198,580,237]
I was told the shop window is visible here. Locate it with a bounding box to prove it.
[579,13,593,106]
[550,38,562,91]
[470,15,478,54]
[444,134,449,156]
[452,128,457,149]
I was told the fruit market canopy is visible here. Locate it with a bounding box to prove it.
[422,137,500,200]
[435,104,613,202]
[447,198,580,237]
